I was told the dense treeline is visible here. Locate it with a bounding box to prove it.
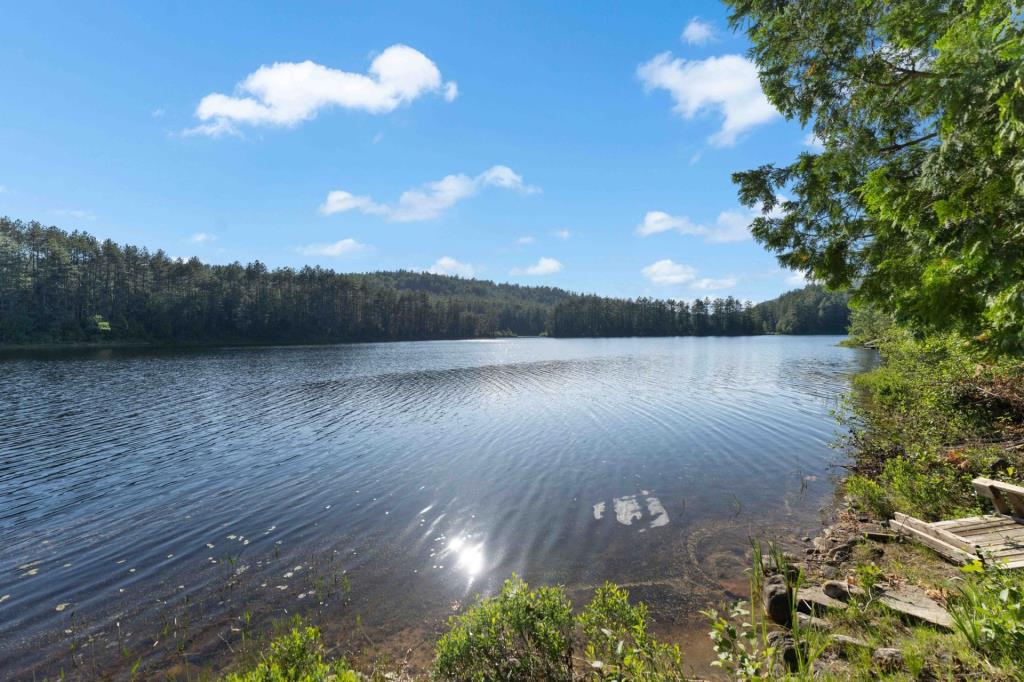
[548,285,848,337]
[0,218,848,345]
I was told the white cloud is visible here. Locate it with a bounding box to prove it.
[319,191,388,216]
[151,108,165,119]
[692,276,737,290]
[553,229,571,240]
[641,259,697,285]
[295,238,369,257]
[642,259,736,290]
[188,232,218,244]
[321,165,538,222]
[637,52,779,146]
[637,199,786,243]
[803,131,824,151]
[427,256,476,278]
[681,18,715,45]
[186,45,457,136]
[707,209,755,243]
[785,269,809,286]
[511,257,562,276]
[636,211,705,237]
[516,235,536,245]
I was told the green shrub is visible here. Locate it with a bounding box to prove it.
[224,624,358,682]
[879,453,979,521]
[844,475,894,519]
[949,565,1024,669]
[432,575,574,681]
[577,583,684,680]
[432,576,683,681]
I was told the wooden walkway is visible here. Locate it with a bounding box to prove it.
[891,478,1024,569]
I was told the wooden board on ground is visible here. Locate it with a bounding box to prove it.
[890,478,1024,570]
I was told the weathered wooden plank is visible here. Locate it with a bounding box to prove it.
[998,559,1024,569]
[945,517,1020,533]
[972,478,1024,517]
[983,546,1024,558]
[933,515,995,529]
[950,524,1024,540]
[891,514,977,564]
[973,477,1024,496]
[958,524,1024,540]
[893,513,978,553]
[933,516,995,532]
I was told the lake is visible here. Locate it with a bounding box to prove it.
[0,336,875,678]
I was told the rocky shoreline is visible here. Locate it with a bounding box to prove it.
[753,500,967,677]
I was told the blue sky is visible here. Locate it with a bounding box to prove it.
[0,1,815,301]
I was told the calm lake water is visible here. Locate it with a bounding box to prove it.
[0,336,875,679]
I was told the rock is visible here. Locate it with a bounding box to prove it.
[763,574,793,625]
[767,630,806,672]
[826,539,857,563]
[812,536,833,552]
[878,585,953,630]
[795,612,830,629]
[831,634,870,650]
[801,536,812,543]
[797,585,848,615]
[823,580,855,602]
[872,647,904,672]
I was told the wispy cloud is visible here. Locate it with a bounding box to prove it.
[0,185,6,193]
[553,229,571,240]
[511,257,562,276]
[516,235,536,245]
[186,45,457,137]
[295,238,369,257]
[426,256,476,278]
[803,131,824,151]
[681,18,715,45]
[188,232,218,244]
[692,276,737,290]
[784,269,809,286]
[636,211,706,238]
[151,108,166,119]
[636,200,785,243]
[637,52,779,146]
[320,165,538,222]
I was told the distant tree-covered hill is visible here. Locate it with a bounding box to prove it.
[0,218,848,345]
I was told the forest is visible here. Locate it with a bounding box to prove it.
[0,217,848,345]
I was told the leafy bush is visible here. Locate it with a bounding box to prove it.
[224,624,358,682]
[433,575,574,681]
[844,475,893,519]
[432,576,683,681]
[577,583,684,680]
[949,565,1024,669]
